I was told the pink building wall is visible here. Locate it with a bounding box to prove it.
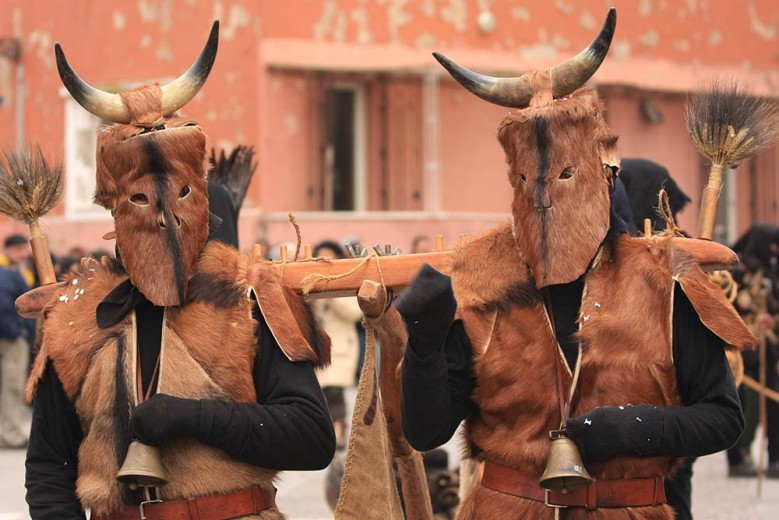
[2,1,779,258]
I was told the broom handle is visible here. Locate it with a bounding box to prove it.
[697,164,725,240]
[28,220,57,285]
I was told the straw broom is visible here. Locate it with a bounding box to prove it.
[685,78,779,240]
[687,80,779,497]
[0,146,63,285]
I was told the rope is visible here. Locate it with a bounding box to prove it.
[288,212,302,262]
[657,188,684,237]
[708,270,738,303]
[300,252,387,296]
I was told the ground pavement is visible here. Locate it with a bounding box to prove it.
[1,445,777,519]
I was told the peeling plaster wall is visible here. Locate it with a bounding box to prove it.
[0,0,262,217]
[253,0,779,70]
[2,0,779,249]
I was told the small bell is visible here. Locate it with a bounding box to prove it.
[116,440,168,490]
[539,430,591,492]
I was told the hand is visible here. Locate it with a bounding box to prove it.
[130,394,201,446]
[565,404,664,463]
[395,264,457,358]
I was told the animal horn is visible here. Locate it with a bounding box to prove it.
[160,20,219,116]
[433,7,616,108]
[55,43,131,124]
[55,21,220,124]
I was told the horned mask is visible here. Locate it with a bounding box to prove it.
[56,22,219,306]
[435,9,619,288]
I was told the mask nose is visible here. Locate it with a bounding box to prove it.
[531,184,552,210]
[540,190,552,210]
[157,212,182,229]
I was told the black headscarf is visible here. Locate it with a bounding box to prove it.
[731,224,779,274]
[619,158,691,234]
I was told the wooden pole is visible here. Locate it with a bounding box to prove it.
[357,280,434,520]
[28,220,57,285]
[757,329,767,498]
[697,164,725,240]
[16,238,741,318]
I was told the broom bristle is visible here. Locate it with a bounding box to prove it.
[0,146,63,224]
[207,145,257,211]
[685,78,779,168]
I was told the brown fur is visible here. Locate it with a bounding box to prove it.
[96,85,212,306]
[28,242,330,515]
[247,259,331,366]
[498,87,615,287]
[667,239,756,350]
[119,84,164,126]
[26,257,131,402]
[450,227,746,519]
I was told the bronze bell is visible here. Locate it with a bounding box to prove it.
[116,440,168,490]
[539,430,592,492]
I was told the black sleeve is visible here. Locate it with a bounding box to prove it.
[401,319,474,451]
[195,313,336,470]
[25,360,86,520]
[661,284,745,456]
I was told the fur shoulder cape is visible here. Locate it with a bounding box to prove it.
[26,241,330,402]
[451,223,755,351]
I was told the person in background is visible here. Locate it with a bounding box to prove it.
[0,264,36,448]
[727,224,779,479]
[1,234,36,288]
[411,235,431,254]
[619,158,691,235]
[313,240,364,451]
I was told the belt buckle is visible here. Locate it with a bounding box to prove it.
[544,489,568,509]
[139,499,162,520]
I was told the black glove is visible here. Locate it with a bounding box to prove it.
[130,394,201,446]
[565,404,665,463]
[395,263,457,359]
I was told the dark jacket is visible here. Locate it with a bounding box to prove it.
[0,266,35,340]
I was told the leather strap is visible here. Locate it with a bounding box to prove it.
[541,288,570,426]
[93,484,277,520]
[482,461,666,510]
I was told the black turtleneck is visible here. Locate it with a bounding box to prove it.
[401,279,743,460]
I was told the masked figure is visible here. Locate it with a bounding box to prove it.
[398,9,754,519]
[25,22,335,520]
[726,224,779,480]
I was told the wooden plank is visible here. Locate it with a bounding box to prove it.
[281,251,451,298]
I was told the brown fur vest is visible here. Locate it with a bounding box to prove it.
[26,242,328,518]
[450,224,753,520]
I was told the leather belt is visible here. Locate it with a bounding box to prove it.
[482,461,666,510]
[92,484,276,520]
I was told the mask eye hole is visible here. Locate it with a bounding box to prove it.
[129,193,149,206]
[179,185,192,198]
[519,173,527,183]
[559,166,577,180]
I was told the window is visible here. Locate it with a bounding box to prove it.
[321,84,366,211]
[64,97,110,220]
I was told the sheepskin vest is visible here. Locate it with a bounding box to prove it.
[450,223,753,520]
[27,242,324,517]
